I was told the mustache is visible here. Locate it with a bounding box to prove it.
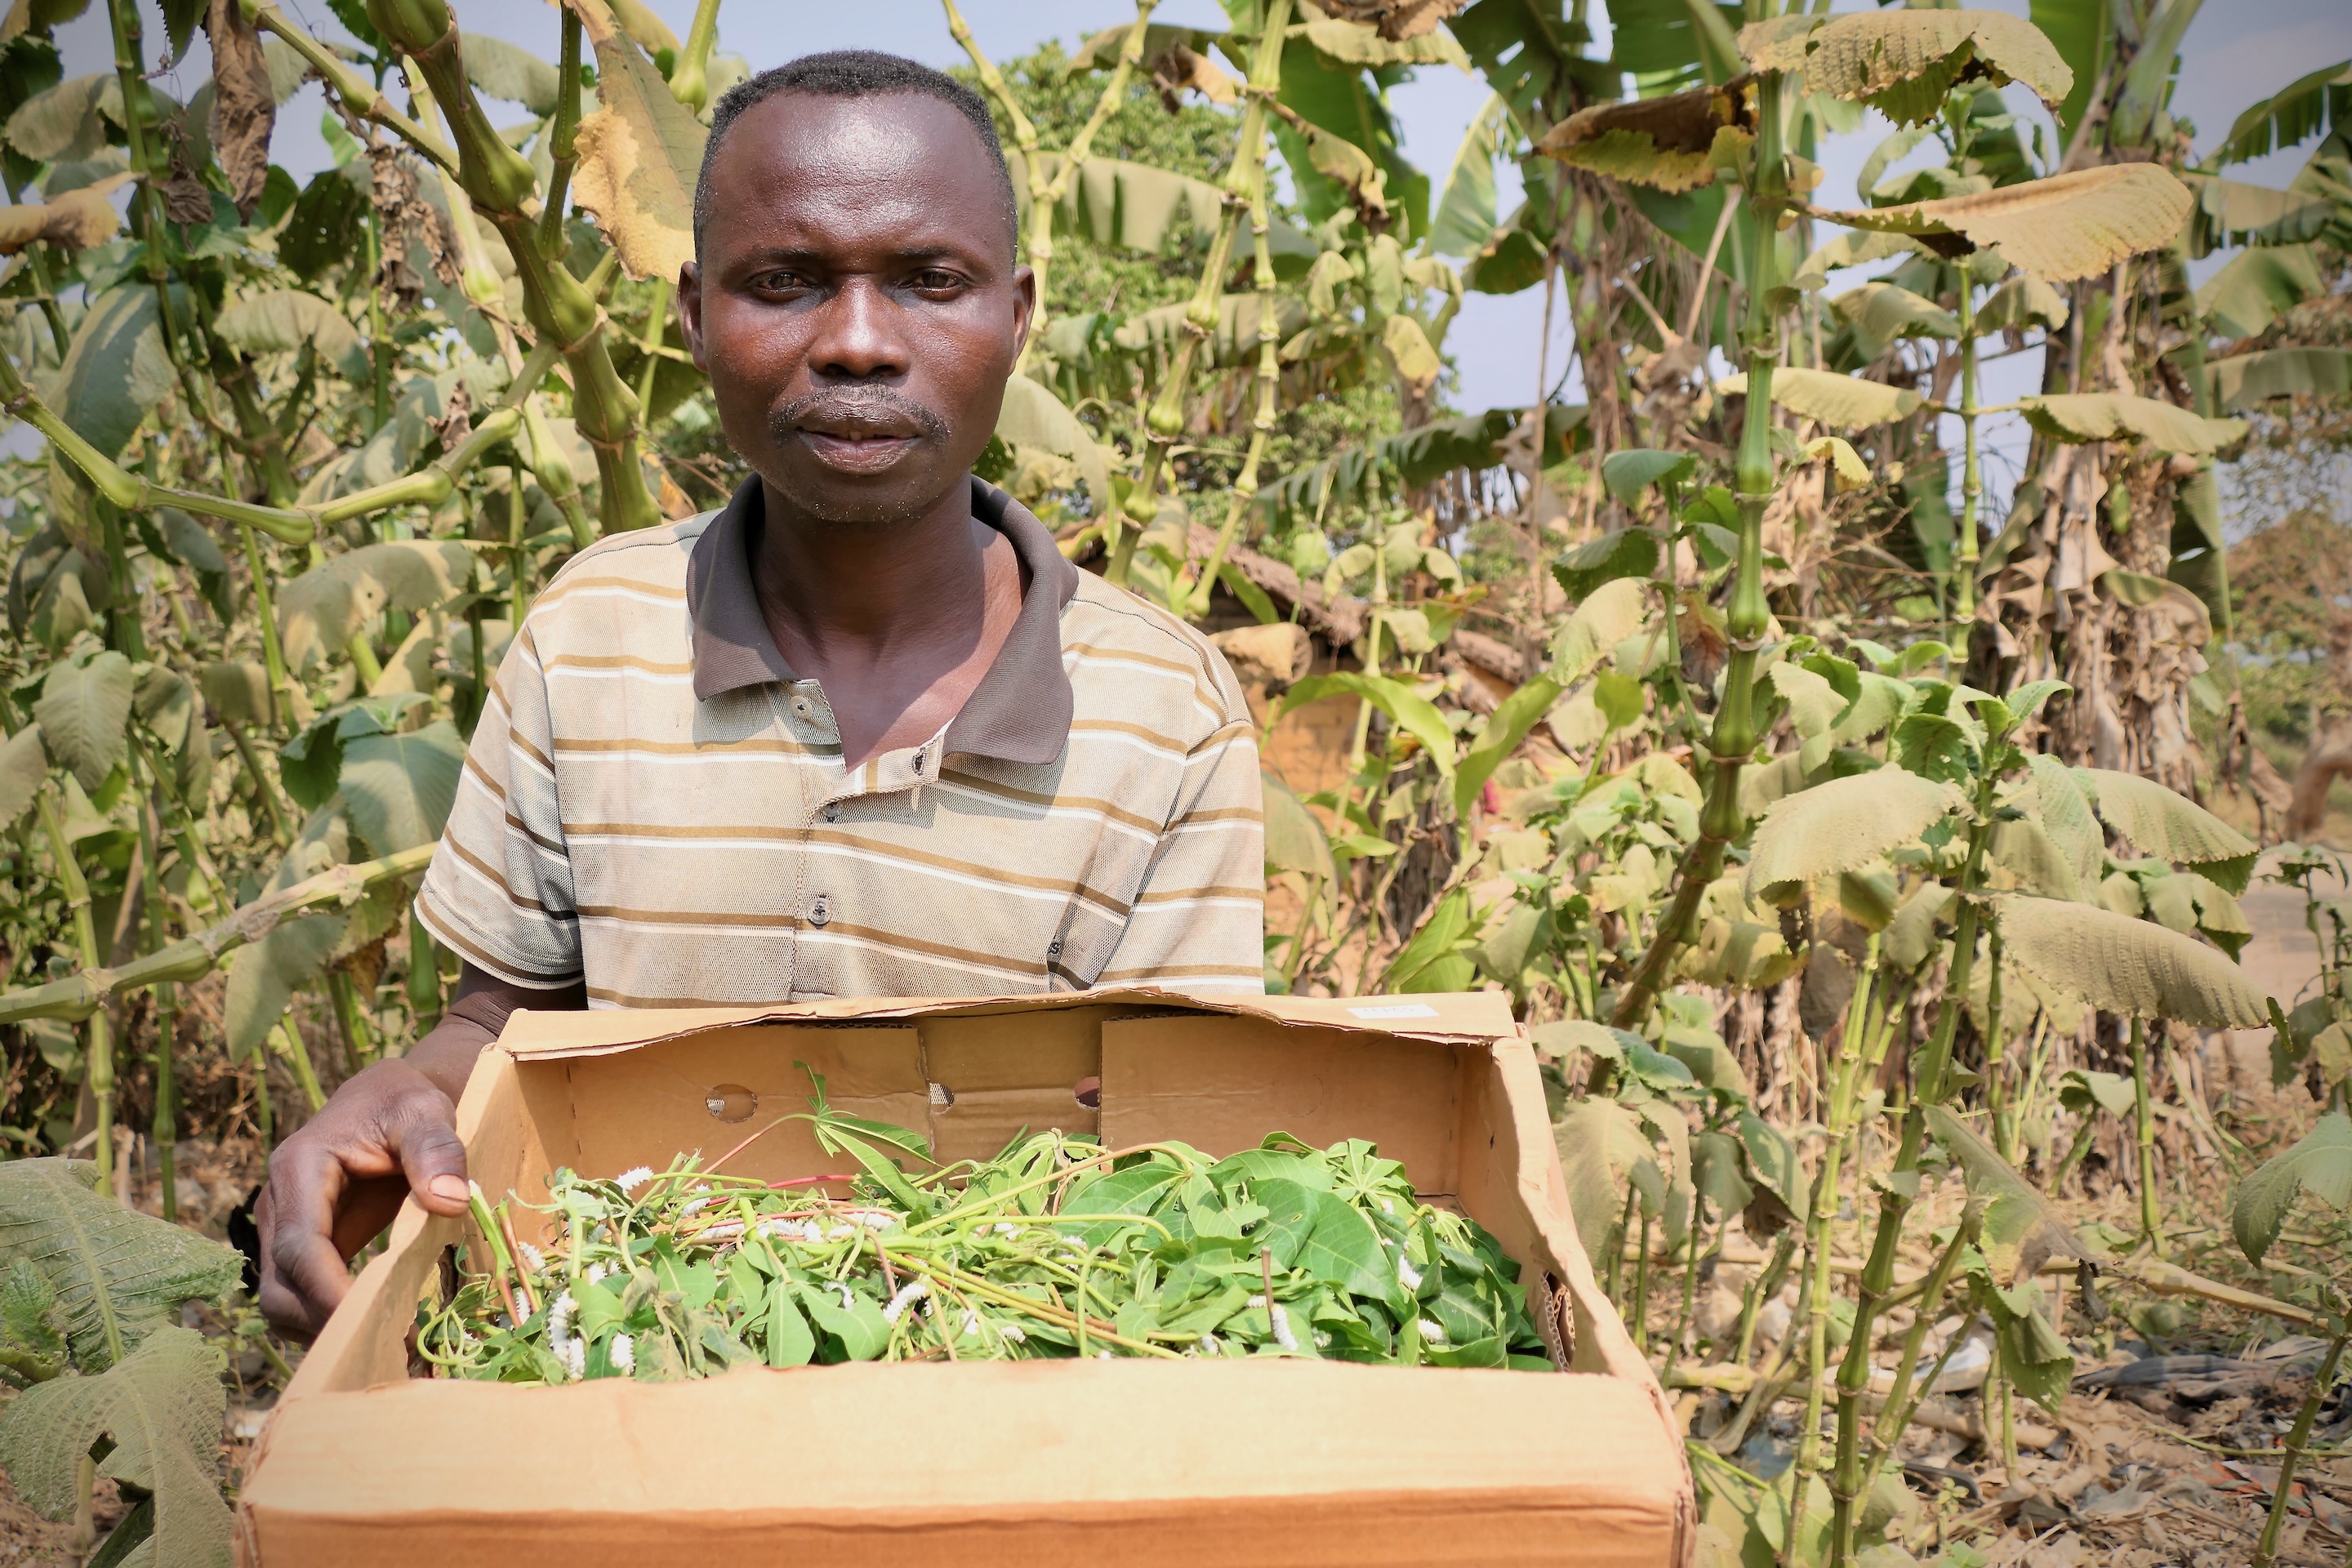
[770,386,949,443]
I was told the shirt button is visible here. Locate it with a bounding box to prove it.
[791,697,813,718]
[823,801,841,823]
[808,894,831,928]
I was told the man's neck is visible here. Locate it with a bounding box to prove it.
[748,474,1025,768]
[751,476,986,662]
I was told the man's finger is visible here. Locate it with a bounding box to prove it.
[262,1147,354,1338]
[392,1095,471,1214]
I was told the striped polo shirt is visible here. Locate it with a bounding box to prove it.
[414,476,1266,1004]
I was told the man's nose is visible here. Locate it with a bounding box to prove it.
[805,278,908,381]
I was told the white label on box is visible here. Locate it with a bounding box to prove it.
[1346,1003,1441,1019]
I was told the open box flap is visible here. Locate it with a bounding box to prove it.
[493,987,1521,1061]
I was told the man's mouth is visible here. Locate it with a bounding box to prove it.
[776,391,944,477]
[798,426,920,473]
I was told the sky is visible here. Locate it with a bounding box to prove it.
[43,0,2352,520]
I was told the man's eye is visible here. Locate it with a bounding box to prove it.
[751,271,809,292]
[911,270,963,292]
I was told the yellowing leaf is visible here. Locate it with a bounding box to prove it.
[571,28,708,282]
[1804,434,1870,491]
[2077,766,2258,892]
[1537,82,1755,193]
[1381,312,1442,393]
[1811,163,2193,283]
[0,171,132,254]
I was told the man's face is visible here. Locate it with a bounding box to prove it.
[679,91,1031,526]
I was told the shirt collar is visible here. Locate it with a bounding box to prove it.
[684,474,1080,766]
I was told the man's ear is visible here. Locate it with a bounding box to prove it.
[678,261,708,372]
[1009,263,1036,366]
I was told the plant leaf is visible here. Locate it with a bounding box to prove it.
[33,649,134,792]
[1454,675,1563,820]
[1744,769,1964,902]
[1811,163,2193,283]
[0,173,133,256]
[571,26,708,283]
[337,721,465,854]
[1831,280,1958,342]
[994,373,1111,511]
[1552,527,1660,601]
[1261,772,1334,881]
[0,724,48,828]
[276,541,474,671]
[47,284,173,461]
[214,287,372,381]
[1926,1106,2087,1286]
[1717,367,1922,430]
[0,1160,242,1372]
[2231,1112,2352,1267]
[1991,896,2270,1027]
[2077,766,2258,893]
[197,661,272,728]
[1274,672,1455,776]
[2016,393,2246,457]
[1802,9,2073,122]
[461,30,560,114]
[222,807,354,1061]
[0,1325,229,1564]
[2207,346,2352,412]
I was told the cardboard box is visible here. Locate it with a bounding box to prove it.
[239,990,1695,1566]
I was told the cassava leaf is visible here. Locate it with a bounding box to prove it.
[222,806,354,1061]
[1991,896,2270,1028]
[0,172,132,255]
[1274,673,1455,776]
[1552,528,1659,601]
[2231,1112,2352,1267]
[0,1325,229,1566]
[461,31,560,114]
[197,661,272,728]
[213,288,372,381]
[1744,769,1964,903]
[47,284,172,461]
[1830,281,1958,343]
[0,1160,243,1372]
[994,373,1111,510]
[1454,674,1563,820]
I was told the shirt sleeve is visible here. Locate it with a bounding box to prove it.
[413,619,583,987]
[1094,647,1267,993]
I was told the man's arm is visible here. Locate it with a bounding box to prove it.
[256,963,585,1339]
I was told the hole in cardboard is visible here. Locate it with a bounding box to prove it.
[704,1084,759,1122]
[1073,1075,1101,1109]
[928,1082,955,1110]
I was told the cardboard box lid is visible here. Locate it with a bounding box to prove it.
[492,986,1522,1061]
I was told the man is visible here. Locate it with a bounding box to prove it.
[257,51,1264,1337]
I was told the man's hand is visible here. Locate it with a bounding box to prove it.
[256,964,585,1339]
[256,1059,470,1338]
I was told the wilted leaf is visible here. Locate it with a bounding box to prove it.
[33,650,133,792]
[277,541,475,670]
[1261,772,1334,881]
[1992,896,2270,1027]
[1811,163,2193,283]
[204,0,275,219]
[0,172,132,254]
[1381,312,1442,392]
[1745,769,1964,903]
[0,1324,229,1565]
[1802,10,2072,123]
[571,26,708,282]
[215,288,372,381]
[1717,367,1921,430]
[2231,1112,2352,1267]
[2016,393,2247,457]
[1537,80,1754,193]
[1554,1097,1660,1260]
[2078,767,2257,892]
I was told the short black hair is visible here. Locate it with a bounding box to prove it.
[692,51,1020,265]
